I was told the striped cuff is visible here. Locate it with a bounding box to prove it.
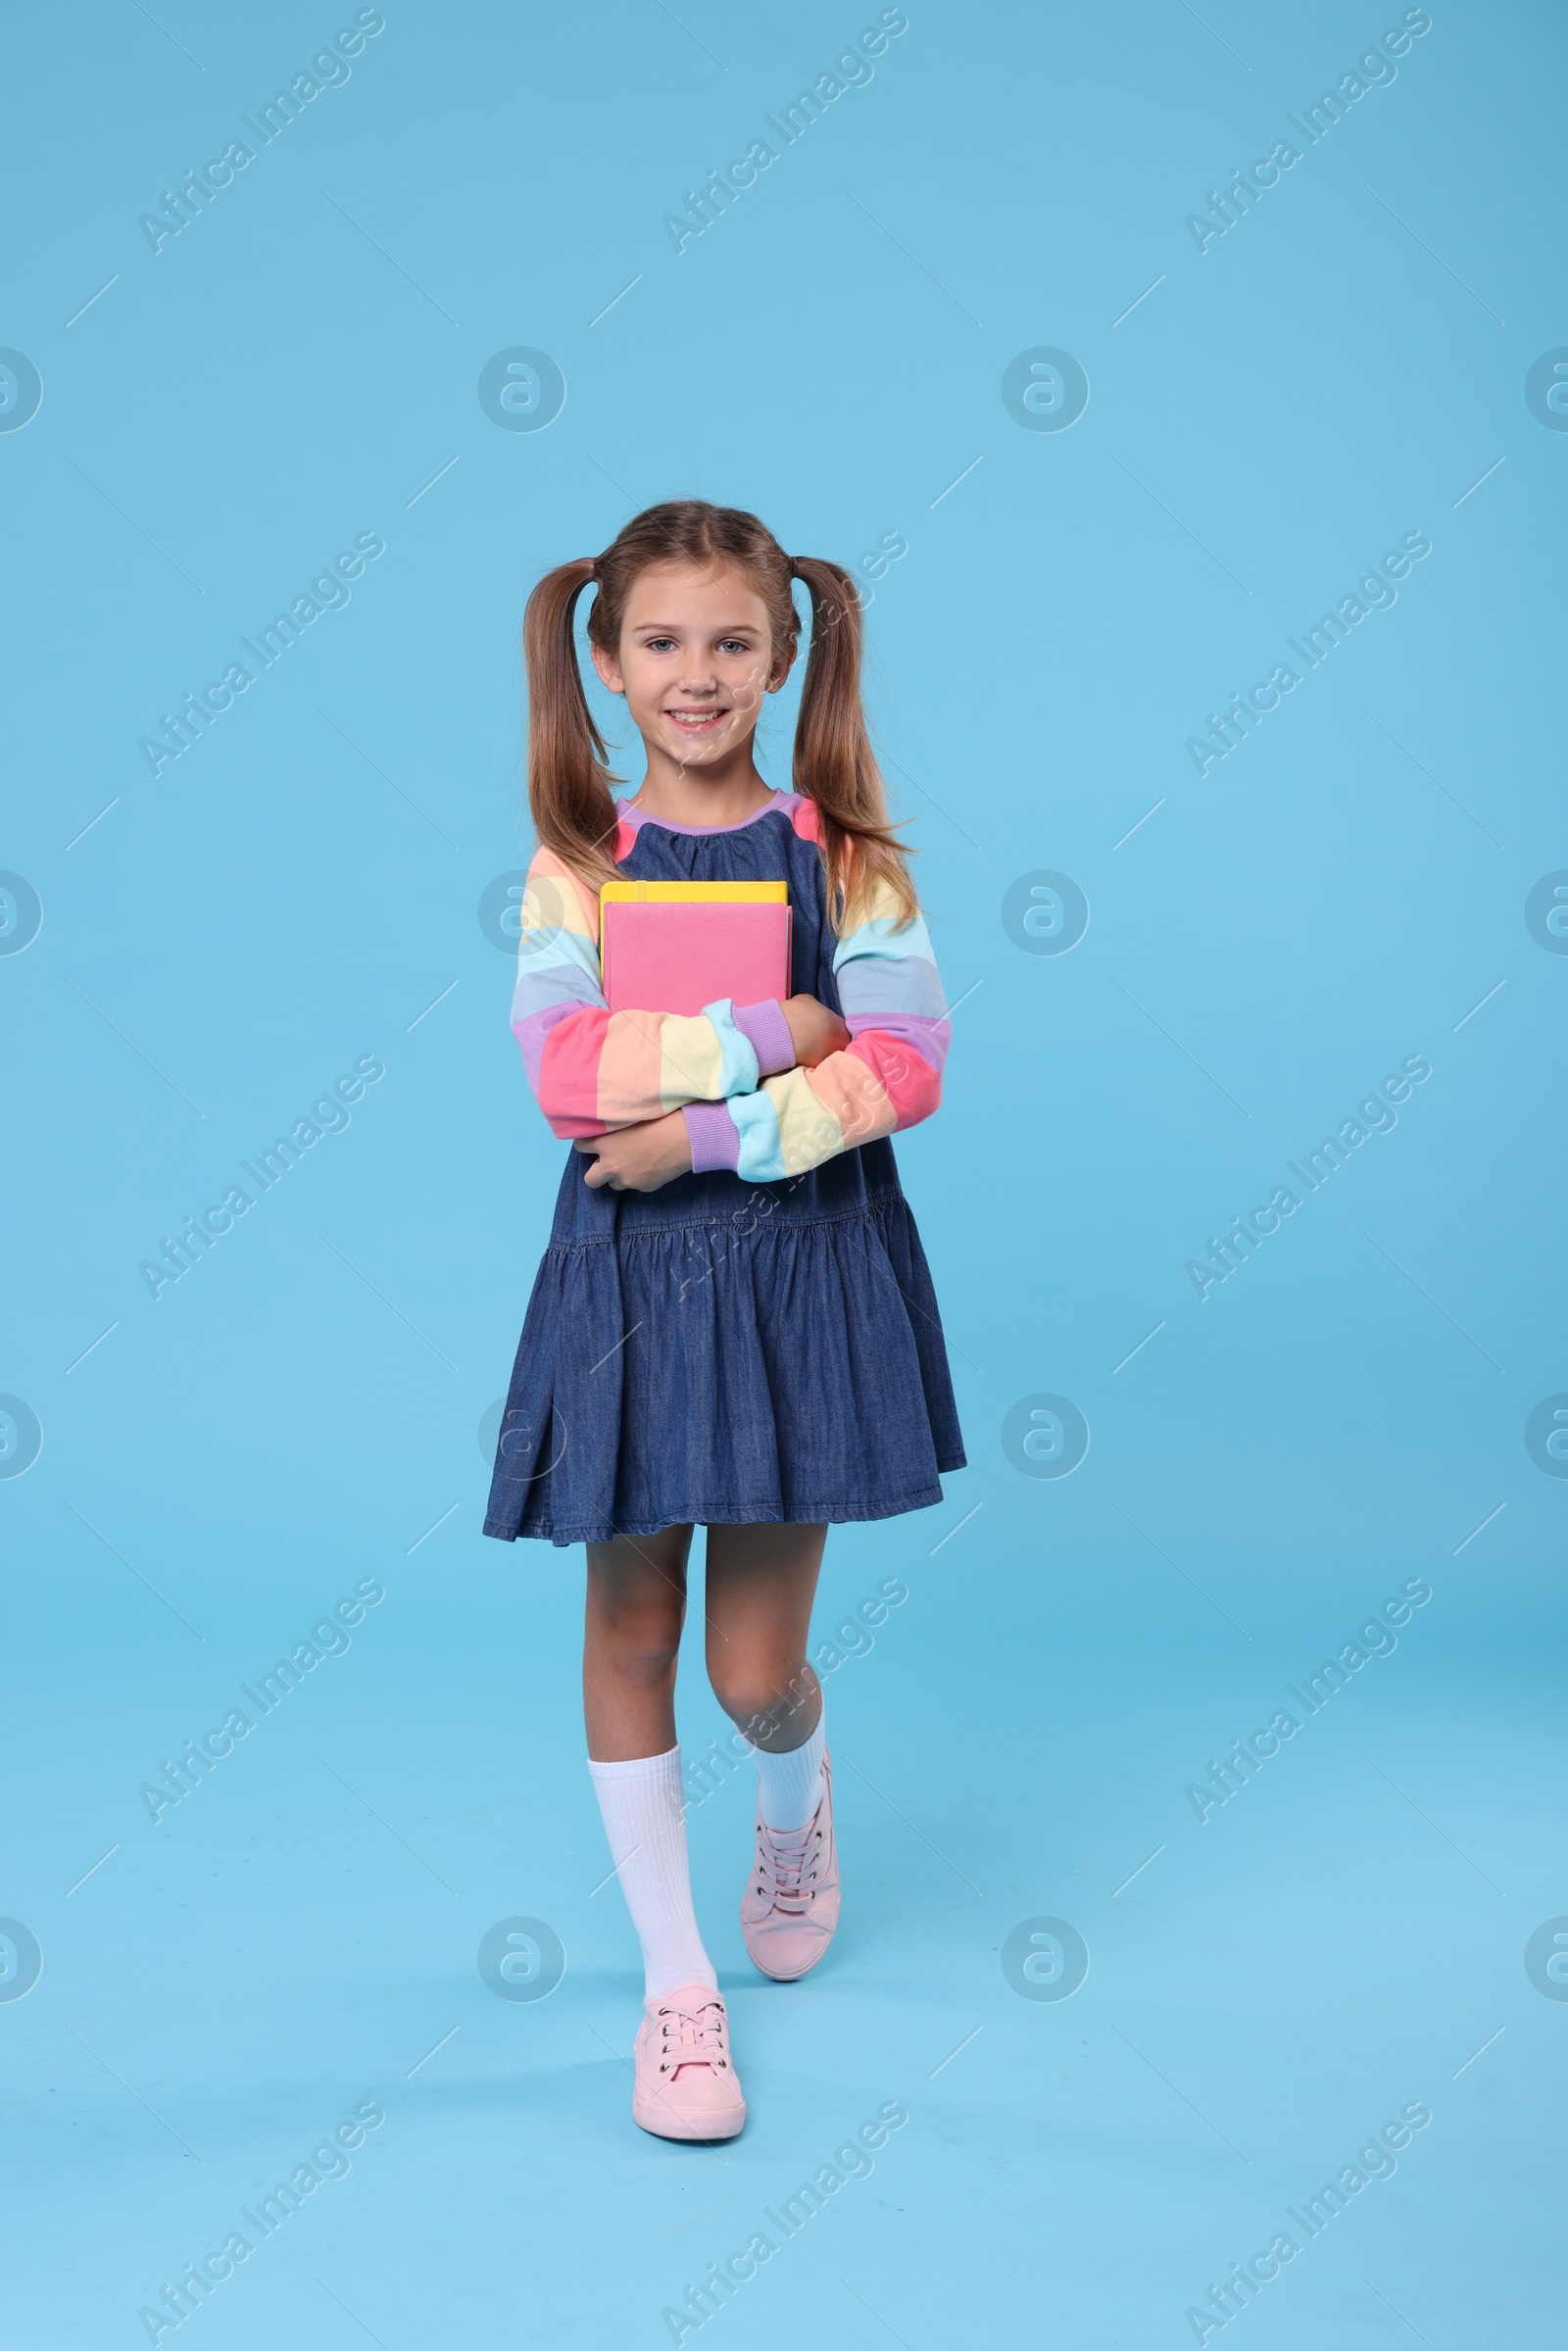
[697,1000,760,1098]
[682,1100,741,1173]
[732,999,795,1077]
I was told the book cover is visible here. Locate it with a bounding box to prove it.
[600,881,791,1017]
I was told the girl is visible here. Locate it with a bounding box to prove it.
[484,501,963,2140]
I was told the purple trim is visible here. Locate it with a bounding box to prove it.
[682,1100,741,1173]
[733,999,794,1076]
[616,790,796,839]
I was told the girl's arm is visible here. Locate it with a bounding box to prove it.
[681,869,950,1182]
[510,847,797,1138]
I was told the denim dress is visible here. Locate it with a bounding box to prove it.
[482,799,965,1546]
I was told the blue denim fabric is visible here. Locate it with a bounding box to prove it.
[483,803,965,1545]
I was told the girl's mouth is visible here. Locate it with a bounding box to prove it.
[665,707,728,732]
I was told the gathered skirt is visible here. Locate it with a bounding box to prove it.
[482,1138,965,1546]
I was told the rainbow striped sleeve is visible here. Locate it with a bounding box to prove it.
[682,871,950,1183]
[510,847,794,1139]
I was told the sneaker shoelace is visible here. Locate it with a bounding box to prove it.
[656,1994,731,2079]
[753,1818,823,1915]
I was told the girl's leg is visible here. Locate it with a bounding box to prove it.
[583,1527,717,1998]
[583,1524,692,1761]
[705,1521,829,1827]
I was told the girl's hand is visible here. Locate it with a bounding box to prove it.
[574,1109,694,1192]
[782,994,851,1068]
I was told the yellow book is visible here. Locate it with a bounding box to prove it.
[600,881,788,906]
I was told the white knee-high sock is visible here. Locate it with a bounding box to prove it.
[746,1707,826,1833]
[586,1746,717,2000]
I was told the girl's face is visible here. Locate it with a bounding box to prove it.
[591,560,795,771]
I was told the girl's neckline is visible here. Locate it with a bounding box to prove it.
[618,790,789,839]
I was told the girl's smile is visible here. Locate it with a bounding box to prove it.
[664,701,730,733]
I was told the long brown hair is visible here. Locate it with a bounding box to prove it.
[521,500,917,930]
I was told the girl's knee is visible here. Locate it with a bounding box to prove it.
[585,1527,690,1685]
[709,1663,815,1741]
[587,1593,684,1688]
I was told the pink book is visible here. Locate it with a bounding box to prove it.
[601,900,793,1017]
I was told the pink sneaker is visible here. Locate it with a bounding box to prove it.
[631,1983,746,2141]
[741,1749,840,1981]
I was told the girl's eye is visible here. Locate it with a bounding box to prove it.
[646,636,677,652]
[717,639,749,654]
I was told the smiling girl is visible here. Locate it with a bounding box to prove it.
[484,501,963,2139]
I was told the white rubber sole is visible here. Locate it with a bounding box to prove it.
[632,2091,746,2141]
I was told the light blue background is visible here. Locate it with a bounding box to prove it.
[4,2,1564,2344]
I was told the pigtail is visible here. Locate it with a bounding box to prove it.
[522,558,622,896]
[790,556,918,932]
